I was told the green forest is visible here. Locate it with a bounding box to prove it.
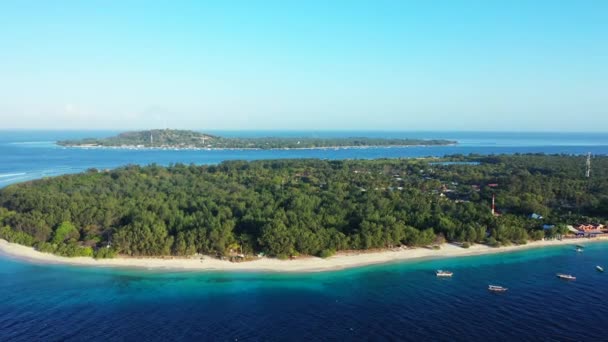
[1,154,607,259]
[57,129,456,149]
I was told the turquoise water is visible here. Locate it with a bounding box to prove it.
[2,243,608,341]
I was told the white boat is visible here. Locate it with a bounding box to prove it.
[556,273,576,280]
[596,266,604,272]
[488,285,508,292]
[435,270,453,277]
[576,248,583,252]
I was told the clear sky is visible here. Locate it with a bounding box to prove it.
[0,0,606,131]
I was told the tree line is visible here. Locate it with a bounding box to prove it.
[57,129,456,149]
[0,154,606,258]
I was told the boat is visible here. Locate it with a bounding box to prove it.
[488,285,508,292]
[576,248,583,252]
[435,270,453,277]
[556,273,576,280]
[596,266,604,272]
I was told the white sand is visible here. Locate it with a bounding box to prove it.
[1,238,605,273]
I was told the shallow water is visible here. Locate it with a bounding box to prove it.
[1,243,608,341]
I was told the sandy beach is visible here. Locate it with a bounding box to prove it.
[1,238,606,273]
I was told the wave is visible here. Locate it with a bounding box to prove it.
[0,176,30,184]
[0,167,89,187]
[0,173,26,178]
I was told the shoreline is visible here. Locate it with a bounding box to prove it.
[56,143,457,151]
[1,238,606,273]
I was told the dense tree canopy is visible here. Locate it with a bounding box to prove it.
[0,154,606,258]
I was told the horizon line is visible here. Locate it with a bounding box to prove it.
[1,128,608,134]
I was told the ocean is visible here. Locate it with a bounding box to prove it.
[2,243,608,341]
[1,130,608,187]
[1,130,608,341]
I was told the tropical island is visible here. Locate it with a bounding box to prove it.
[1,154,607,271]
[56,129,457,149]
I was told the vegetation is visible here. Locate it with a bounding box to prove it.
[0,154,607,258]
[57,129,456,149]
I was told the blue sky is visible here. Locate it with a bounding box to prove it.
[0,0,606,131]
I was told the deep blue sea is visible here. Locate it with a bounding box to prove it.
[1,130,608,341]
[2,244,608,341]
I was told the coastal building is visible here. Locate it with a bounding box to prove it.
[530,213,543,220]
[586,230,604,238]
[576,224,605,231]
[567,224,607,238]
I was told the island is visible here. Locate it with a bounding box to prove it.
[56,129,457,149]
[0,154,607,271]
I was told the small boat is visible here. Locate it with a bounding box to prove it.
[596,266,604,272]
[556,273,576,280]
[488,285,508,292]
[435,270,453,277]
[576,248,583,253]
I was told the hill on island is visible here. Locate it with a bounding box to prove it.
[57,129,456,149]
[58,130,218,148]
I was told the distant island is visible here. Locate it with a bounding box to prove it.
[1,154,606,263]
[56,129,457,149]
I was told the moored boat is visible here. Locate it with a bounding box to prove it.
[488,285,508,292]
[556,273,576,280]
[436,270,453,277]
[596,266,604,272]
